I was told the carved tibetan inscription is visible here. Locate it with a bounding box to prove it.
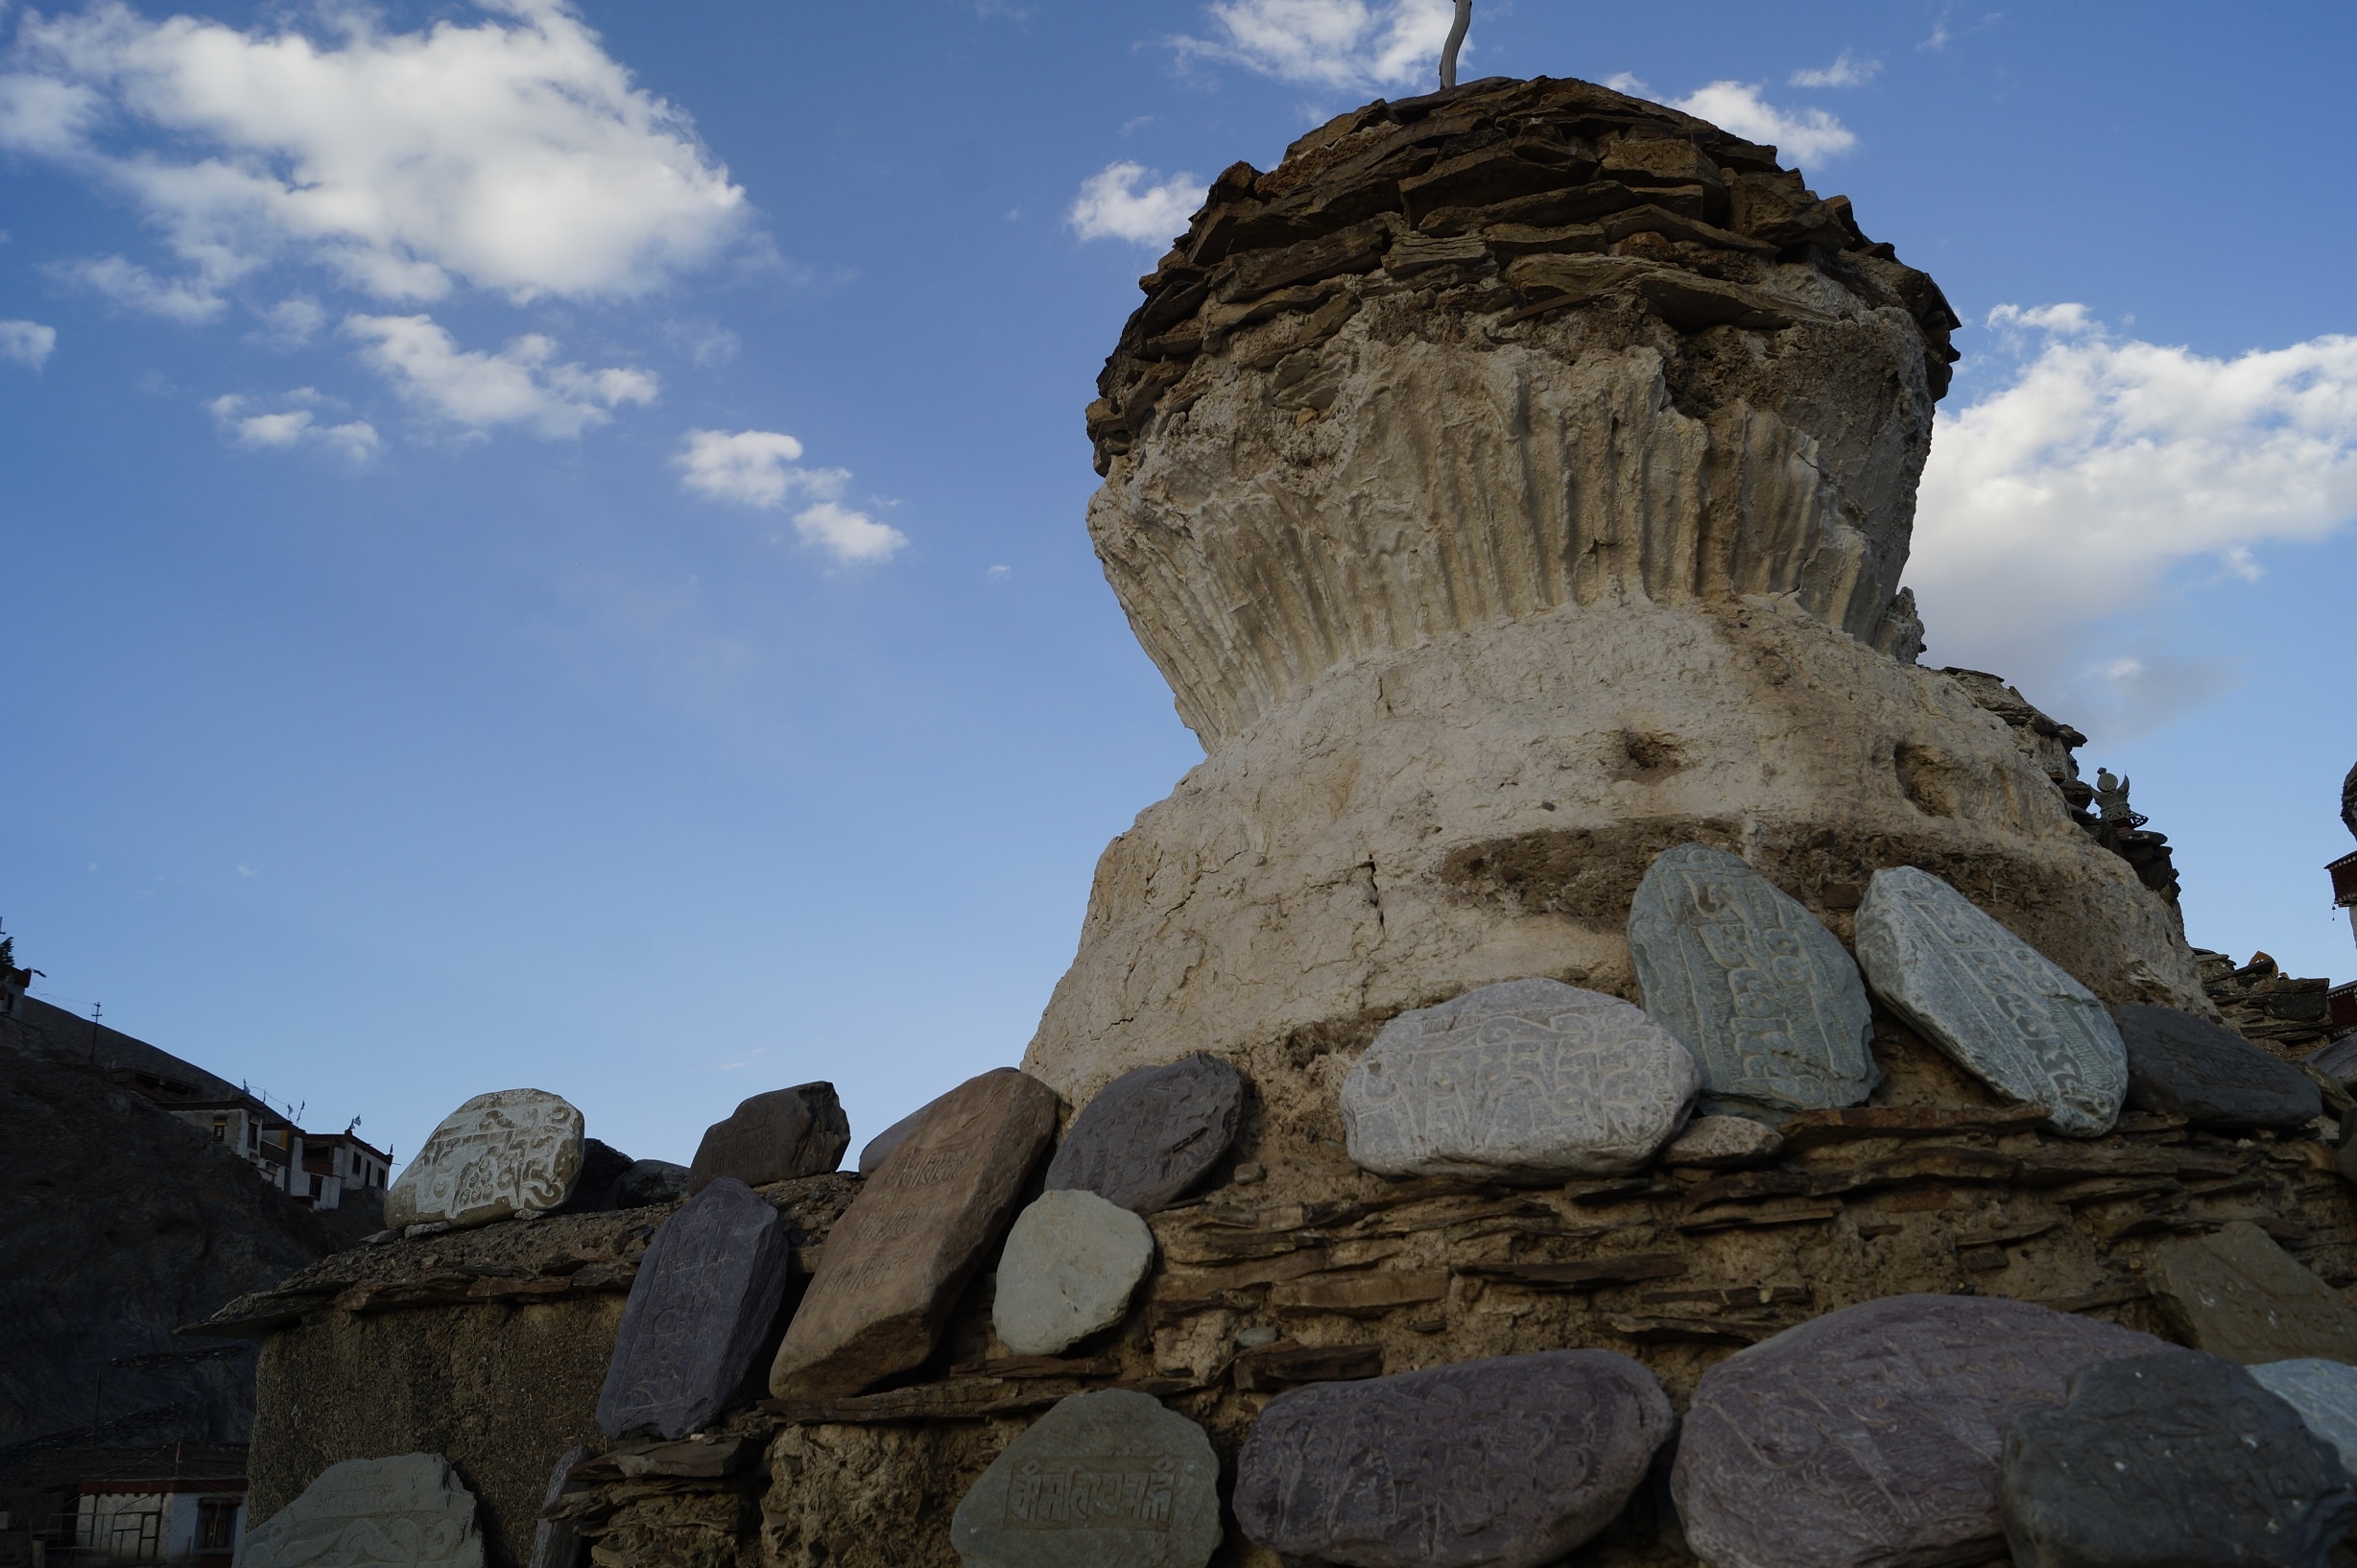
[768,1067,1059,1401]
[237,1455,485,1568]
[951,1389,1222,1568]
[598,1176,791,1439]
[384,1088,586,1231]
[1629,843,1877,1119]
[1853,867,2129,1137]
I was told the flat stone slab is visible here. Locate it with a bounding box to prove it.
[858,1091,946,1176]
[240,1454,484,1568]
[1235,1350,1673,1568]
[2114,1004,2321,1130]
[1629,843,1878,1119]
[1657,1113,1784,1167]
[993,1189,1155,1357]
[688,1082,849,1193]
[950,1389,1221,1568]
[385,1089,585,1230]
[2253,1359,2357,1477]
[2149,1221,2357,1365]
[770,1067,1059,1401]
[2001,1349,2357,1567]
[527,1445,587,1568]
[1854,867,2129,1137]
[1341,979,1700,1181]
[598,1176,792,1439]
[1672,1294,2163,1568]
[1042,1054,1244,1213]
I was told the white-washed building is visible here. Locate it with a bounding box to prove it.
[73,1478,244,1567]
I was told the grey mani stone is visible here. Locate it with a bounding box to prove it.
[2000,1350,2357,1568]
[950,1389,1221,1568]
[687,1082,850,1193]
[2253,1359,2357,1477]
[992,1189,1155,1357]
[1671,1294,2164,1568]
[384,1089,586,1231]
[2113,1004,2322,1130]
[597,1176,792,1439]
[2148,1221,2357,1366]
[1853,867,2129,1137]
[238,1454,485,1568]
[1234,1350,1674,1568]
[1629,843,1878,1119]
[611,1160,691,1209]
[1341,979,1700,1181]
[1042,1054,1246,1213]
[527,1445,587,1568]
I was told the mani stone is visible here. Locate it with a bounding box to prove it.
[385,1089,585,1231]
[1628,843,1878,1119]
[611,1159,691,1209]
[858,1090,948,1176]
[2148,1221,2357,1365]
[687,1082,850,1193]
[239,1454,485,1568]
[527,1445,587,1568]
[1341,978,1700,1181]
[2113,1004,2321,1130]
[1671,1294,2163,1568]
[1854,867,2129,1137]
[597,1176,791,1439]
[993,1189,1155,1357]
[2253,1359,2357,1477]
[951,1389,1221,1568]
[1042,1054,1245,1213]
[1658,1113,1784,1167]
[2000,1350,2357,1568]
[1234,1350,1673,1568]
[769,1067,1059,1401]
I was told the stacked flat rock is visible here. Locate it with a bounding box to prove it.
[687,1082,850,1193]
[239,1454,485,1568]
[1341,978,1699,1180]
[2000,1350,2357,1568]
[1854,867,2130,1137]
[950,1389,1221,1568]
[2113,1003,2321,1129]
[770,1067,1059,1400]
[2252,1359,2357,1477]
[1042,1053,1245,1213]
[385,1088,586,1231]
[1234,1351,1673,1568]
[527,1445,588,1568]
[1671,1295,2162,1568]
[992,1188,1155,1357]
[2148,1221,2357,1365]
[1628,843,1877,1119]
[597,1176,791,1439]
[1657,1113,1783,1167]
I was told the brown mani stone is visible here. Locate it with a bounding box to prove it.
[766,1067,1060,1401]
[2148,1221,2357,1366]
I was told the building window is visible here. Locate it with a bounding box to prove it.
[196,1500,238,1553]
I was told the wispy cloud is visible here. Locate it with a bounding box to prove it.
[1173,0,1457,90]
[1911,307,2357,734]
[675,428,908,564]
[1669,82,1857,164]
[346,315,656,439]
[205,389,378,459]
[1069,162,1205,247]
[1790,51,1879,88]
[52,254,223,321]
[0,318,57,368]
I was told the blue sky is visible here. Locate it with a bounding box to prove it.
[5,0,2353,1173]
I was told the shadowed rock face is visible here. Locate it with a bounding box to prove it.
[1024,75,2213,1104]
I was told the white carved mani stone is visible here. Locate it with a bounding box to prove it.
[1341,979,1699,1181]
[1853,867,2129,1138]
[1628,843,1877,1119]
[238,1455,484,1568]
[384,1088,586,1231]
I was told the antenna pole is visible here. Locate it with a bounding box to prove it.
[1439,0,1471,89]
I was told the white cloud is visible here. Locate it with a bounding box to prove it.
[0,0,745,303]
[252,295,324,344]
[1174,0,1458,90]
[0,318,57,367]
[1911,307,2357,733]
[1602,71,1650,96]
[1069,161,1206,247]
[1790,51,1879,88]
[54,252,223,320]
[346,314,656,439]
[1669,82,1856,164]
[675,428,908,565]
[205,389,378,458]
